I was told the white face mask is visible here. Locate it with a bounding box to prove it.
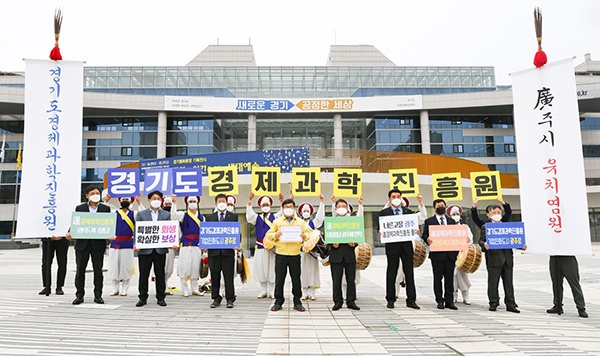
[150,200,162,209]
[302,211,311,219]
[217,202,227,211]
[283,208,294,217]
[261,206,271,213]
[490,214,502,222]
[451,215,461,223]
[336,207,348,216]
[89,194,101,203]
[391,198,402,208]
[188,203,198,210]
[226,205,234,212]
[164,197,172,204]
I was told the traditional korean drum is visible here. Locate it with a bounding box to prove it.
[413,240,427,268]
[456,244,482,273]
[355,242,372,270]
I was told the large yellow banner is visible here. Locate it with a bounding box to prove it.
[292,167,320,196]
[252,166,280,195]
[389,169,419,197]
[333,168,362,198]
[208,166,238,196]
[470,171,502,200]
[432,172,462,201]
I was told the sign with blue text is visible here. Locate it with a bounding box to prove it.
[199,221,241,249]
[485,222,526,249]
[108,168,140,198]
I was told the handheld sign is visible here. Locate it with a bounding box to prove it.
[324,216,365,244]
[379,213,420,243]
[70,212,115,239]
[428,225,469,252]
[280,226,303,242]
[107,168,140,198]
[485,222,526,249]
[135,221,180,249]
[199,221,241,249]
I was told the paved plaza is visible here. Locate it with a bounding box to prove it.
[0,244,599,355]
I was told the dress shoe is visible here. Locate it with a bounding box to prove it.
[271,304,282,311]
[110,291,119,296]
[332,303,342,311]
[210,300,221,308]
[406,302,420,310]
[293,304,305,312]
[546,305,563,315]
[72,298,84,305]
[39,288,50,295]
[136,300,147,307]
[578,309,589,318]
[445,302,458,310]
[462,299,470,305]
[489,304,498,311]
[157,300,167,307]
[309,296,316,301]
[94,297,105,304]
[507,306,520,313]
[437,302,445,310]
[55,288,64,295]
[226,301,234,308]
[347,303,360,311]
[386,302,395,309]
[257,293,267,299]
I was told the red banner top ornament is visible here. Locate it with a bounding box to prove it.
[533,7,547,69]
[49,9,63,61]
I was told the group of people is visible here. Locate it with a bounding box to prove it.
[40,186,588,318]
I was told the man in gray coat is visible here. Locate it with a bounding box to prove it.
[135,190,173,307]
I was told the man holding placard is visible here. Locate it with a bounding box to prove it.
[378,189,421,310]
[66,186,112,305]
[134,190,173,307]
[265,199,312,312]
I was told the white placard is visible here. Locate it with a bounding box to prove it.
[17,60,83,238]
[378,213,420,243]
[135,220,180,249]
[280,225,303,242]
[512,58,592,255]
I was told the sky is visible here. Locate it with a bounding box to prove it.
[2,0,600,85]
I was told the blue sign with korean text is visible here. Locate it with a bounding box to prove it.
[143,168,173,195]
[485,222,526,249]
[199,221,241,249]
[236,99,295,111]
[172,168,202,196]
[107,168,140,198]
[140,148,309,177]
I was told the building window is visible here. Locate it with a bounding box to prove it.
[121,147,133,156]
[122,118,133,127]
[176,119,188,127]
[504,144,515,153]
[176,147,188,156]
[451,120,462,125]
[400,145,412,152]
[453,144,464,153]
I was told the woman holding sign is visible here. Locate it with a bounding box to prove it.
[108,197,136,297]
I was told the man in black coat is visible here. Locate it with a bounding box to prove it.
[378,188,420,310]
[66,185,111,305]
[422,199,458,310]
[205,193,239,308]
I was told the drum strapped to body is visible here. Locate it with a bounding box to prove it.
[456,244,482,273]
[355,242,372,270]
[413,240,427,268]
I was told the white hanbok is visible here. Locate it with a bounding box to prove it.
[108,248,134,294]
[300,202,325,299]
[247,205,280,297]
[454,224,474,302]
[172,201,202,296]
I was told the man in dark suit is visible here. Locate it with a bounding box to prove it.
[378,189,421,310]
[205,193,238,308]
[66,185,111,305]
[134,190,173,307]
[422,198,458,310]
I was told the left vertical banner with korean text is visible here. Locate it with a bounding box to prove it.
[17,59,84,238]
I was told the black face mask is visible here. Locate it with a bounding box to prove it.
[435,206,446,215]
[120,201,131,209]
[163,206,171,212]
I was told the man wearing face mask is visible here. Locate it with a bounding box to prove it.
[205,194,239,308]
[107,197,136,297]
[471,198,512,228]
[247,193,279,299]
[171,195,204,297]
[422,199,458,310]
[479,204,525,313]
[265,199,312,312]
[447,205,474,305]
[66,185,112,305]
[135,190,173,307]
[377,189,422,310]
[329,197,362,311]
[298,194,325,301]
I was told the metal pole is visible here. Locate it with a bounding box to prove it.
[10,168,19,240]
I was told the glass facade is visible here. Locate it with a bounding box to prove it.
[367,117,422,152]
[83,66,496,98]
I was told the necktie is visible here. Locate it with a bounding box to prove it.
[394,208,400,215]
[220,212,225,221]
[440,216,445,225]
